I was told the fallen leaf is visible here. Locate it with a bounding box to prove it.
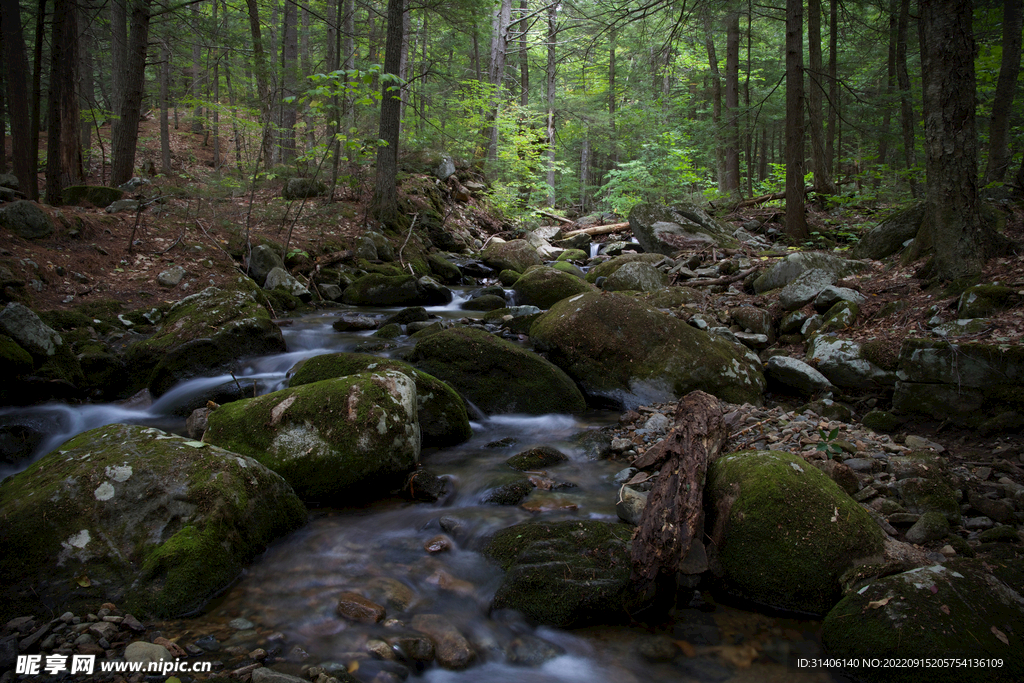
[940,605,950,615]
[929,584,938,594]
[75,574,91,587]
[866,597,891,609]
[992,626,1009,645]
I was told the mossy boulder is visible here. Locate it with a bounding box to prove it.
[556,249,588,261]
[822,559,1024,683]
[203,370,420,503]
[288,353,471,448]
[0,424,307,622]
[806,337,896,390]
[407,326,586,415]
[849,203,925,260]
[957,284,1016,319]
[817,300,860,334]
[601,261,668,292]
[126,286,286,396]
[481,239,543,273]
[61,185,124,208]
[0,333,33,378]
[706,450,886,615]
[529,292,765,409]
[0,302,84,397]
[0,200,54,239]
[341,273,451,306]
[753,251,868,294]
[511,266,595,309]
[506,445,569,471]
[584,253,665,284]
[427,254,463,284]
[550,261,586,278]
[484,520,635,627]
[628,202,738,255]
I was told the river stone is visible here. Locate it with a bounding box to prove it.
[281,177,327,200]
[62,185,124,207]
[628,202,738,255]
[512,265,595,309]
[157,266,187,288]
[506,445,568,470]
[251,668,310,683]
[806,337,896,390]
[753,251,867,294]
[0,302,62,358]
[336,592,386,623]
[707,450,885,615]
[821,559,1024,683]
[602,261,668,292]
[616,485,648,525]
[0,201,54,239]
[904,510,950,544]
[814,285,866,311]
[341,273,450,307]
[410,614,475,670]
[288,352,471,448]
[766,356,834,396]
[0,424,306,622]
[482,239,543,273]
[124,641,173,664]
[264,267,310,299]
[204,370,420,503]
[408,326,586,415]
[247,244,286,287]
[584,253,666,284]
[462,294,507,311]
[778,269,839,310]
[530,291,765,409]
[126,285,286,397]
[485,520,635,627]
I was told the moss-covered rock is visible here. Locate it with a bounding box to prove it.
[529,292,765,409]
[601,261,668,292]
[0,424,306,622]
[482,239,542,273]
[203,370,421,503]
[584,253,665,284]
[0,333,33,378]
[628,202,738,255]
[817,300,860,334]
[506,445,568,471]
[550,261,586,278]
[427,253,463,284]
[511,266,595,309]
[341,273,451,306]
[408,326,586,415]
[462,294,507,311]
[61,185,124,207]
[0,200,54,239]
[126,286,286,396]
[484,520,635,627]
[822,559,1024,683]
[753,251,868,294]
[956,284,1016,319]
[707,450,885,615]
[288,353,471,448]
[556,249,588,262]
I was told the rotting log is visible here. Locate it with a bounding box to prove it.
[629,390,727,601]
[561,222,631,239]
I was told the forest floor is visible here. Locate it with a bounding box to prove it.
[4,117,1024,474]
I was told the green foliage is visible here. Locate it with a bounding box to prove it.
[816,428,843,460]
[599,130,711,215]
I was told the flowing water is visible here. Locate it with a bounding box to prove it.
[1,292,842,682]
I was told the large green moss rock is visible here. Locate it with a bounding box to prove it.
[341,273,451,306]
[0,424,306,622]
[584,253,665,284]
[529,291,765,409]
[601,261,668,292]
[0,200,54,239]
[288,353,471,448]
[481,239,543,273]
[0,302,84,397]
[957,284,1017,319]
[126,286,286,396]
[484,520,635,627]
[511,266,595,309]
[61,185,124,207]
[407,326,586,415]
[203,370,420,503]
[0,333,33,378]
[822,559,1024,683]
[707,450,885,615]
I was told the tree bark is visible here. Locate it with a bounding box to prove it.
[545,2,557,204]
[918,0,994,280]
[485,0,512,164]
[896,0,918,197]
[630,391,727,600]
[30,0,45,181]
[109,0,152,187]
[518,0,529,107]
[983,0,1022,184]
[245,0,273,166]
[724,10,741,197]
[45,0,83,204]
[279,0,298,164]
[369,0,405,225]
[1,0,36,198]
[0,41,6,173]
[785,0,808,238]
[807,0,834,194]
[825,0,838,181]
[160,39,171,175]
[704,14,724,193]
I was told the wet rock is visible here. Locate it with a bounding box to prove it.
[124,641,173,665]
[481,477,533,505]
[332,314,378,332]
[336,592,386,624]
[482,239,542,273]
[485,520,635,627]
[342,273,450,307]
[252,667,309,683]
[634,634,679,662]
[507,445,569,471]
[388,633,435,662]
[905,510,950,544]
[615,485,648,525]
[424,535,453,553]
[410,614,475,670]
[403,468,451,502]
[0,424,306,621]
[512,265,595,309]
[265,267,311,300]
[366,577,416,612]
[505,634,565,666]
[185,406,212,439]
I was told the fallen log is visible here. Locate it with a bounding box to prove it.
[561,221,631,239]
[629,391,727,601]
[536,209,575,225]
[673,265,759,287]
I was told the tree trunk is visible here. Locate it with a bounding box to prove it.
[983,0,1022,184]
[45,0,83,204]
[160,39,171,175]
[704,15,724,192]
[896,0,918,197]
[918,0,994,280]
[1,0,36,198]
[398,0,411,136]
[30,0,45,180]
[343,0,355,163]
[109,0,152,186]
[0,43,6,173]
[245,0,273,166]
[546,2,557,204]
[825,0,838,180]
[368,0,405,225]
[579,137,590,211]
[724,10,741,197]
[280,0,298,164]
[518,0,529,106]
[609,25,617,165]
[110,0,125,118]
[785,0,808,238]
[878,0,898,190]
[485,0,512,164]
[807,0,834,194]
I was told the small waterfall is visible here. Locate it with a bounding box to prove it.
[589,242,601,259]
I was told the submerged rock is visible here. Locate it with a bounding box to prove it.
[0,424,306,621]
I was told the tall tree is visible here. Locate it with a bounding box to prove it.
[545,1,557,203]
[983,0,1022,184]
[785,0,808,238]
[245,0,274,165]
[485,0,512,163]
[45,0,84,204]
[0,0,36,198]
[896,0,918,197]
[369,0,405,224]
[917,0,1002,280]
[110,0,152,186]
[807,0,834,194]
[280,0,299,163]
[724,9,741,196]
